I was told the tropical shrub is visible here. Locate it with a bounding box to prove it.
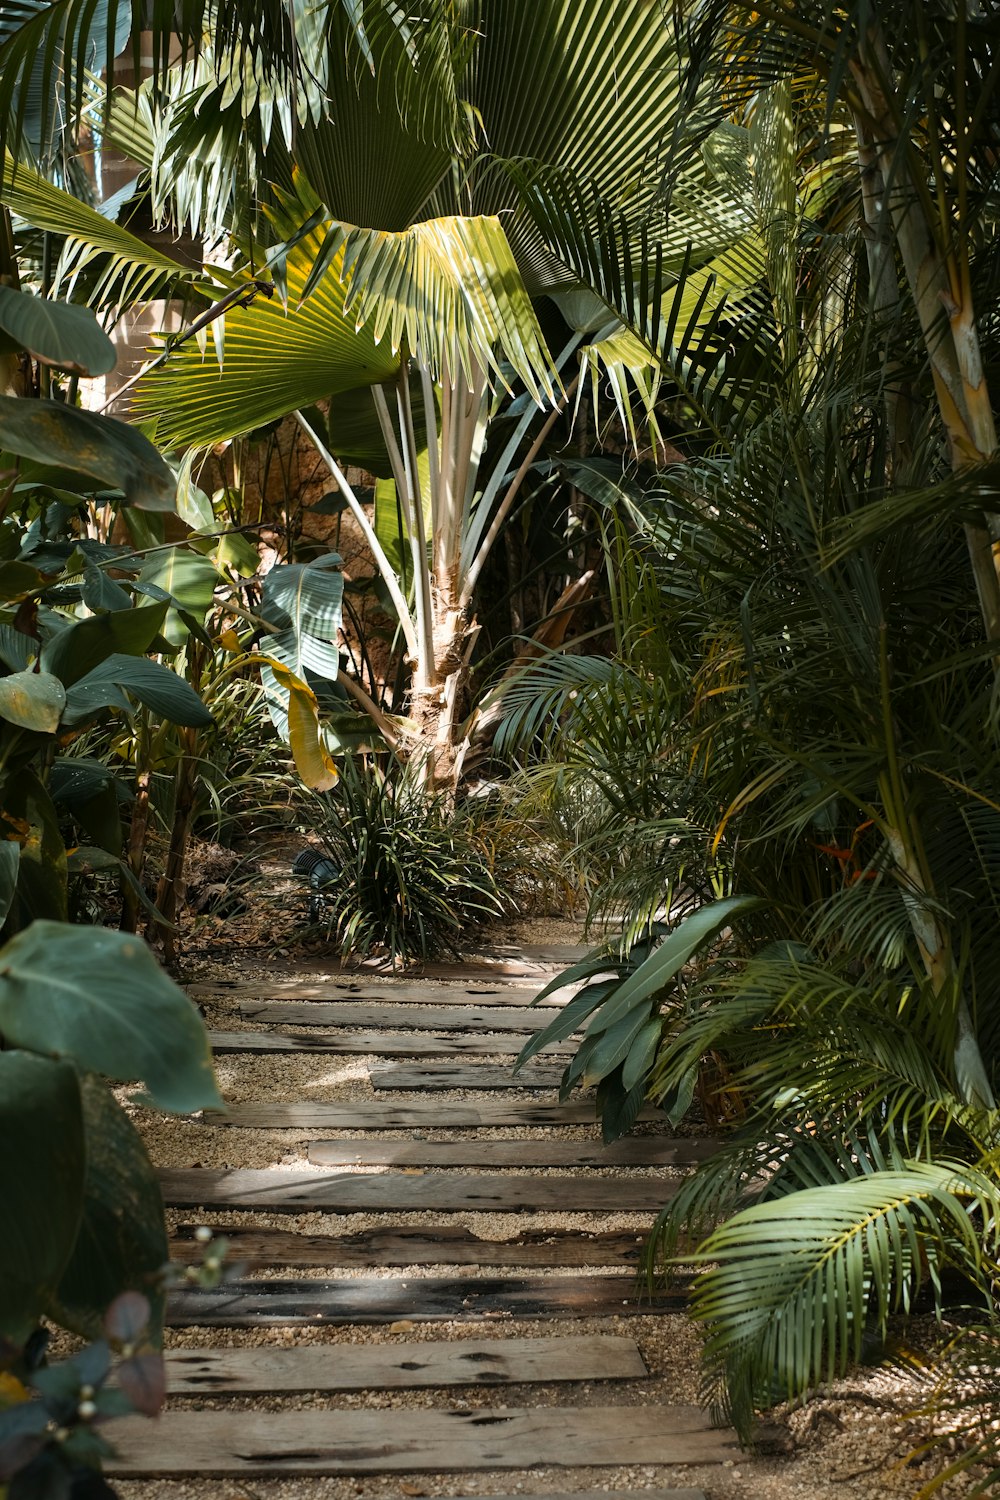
[499,0,1000,1447]
[299,757,512,964]
[508,378,1000,1439]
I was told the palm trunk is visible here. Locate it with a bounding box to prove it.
[850,28,1000,645]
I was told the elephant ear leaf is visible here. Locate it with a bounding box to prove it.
[0,922,222,1114]
[0,284,116,376]
[0,397,177,511]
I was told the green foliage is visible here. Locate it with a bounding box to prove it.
[301,758,512,964]
[0,921,220,1113]
[516,897,760,1142]
[0,284,115,376]
[0,397,177,511]
[684,1163,999,1429]
[492,5,1000,1446]
[0,919,220,1346]
[0,1051,85,1344]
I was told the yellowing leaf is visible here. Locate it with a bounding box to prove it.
[0,669,66,733]
[264,660,339,791]
[0,1370,29,1408]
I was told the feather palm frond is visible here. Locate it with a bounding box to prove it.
[687,1163,1000,1437]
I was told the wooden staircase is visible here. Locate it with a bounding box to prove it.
[108,948,732,1495]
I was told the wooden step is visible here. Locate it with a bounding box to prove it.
[208,1029,572,1058]
[166,1275,686,1325]
[371,1064,567,1091]
[210,1100,655,1129]
[165,1334,647,1393]
[157,1168,677,1213]
[170,1224,653,1268]
[237,1001,569,1032]
[493,944,595,962]
[106,1403,734,1475]
[306,1137,711,1168]
[190,981,569,1005]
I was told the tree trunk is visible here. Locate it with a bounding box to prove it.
[850,30,1000,645]
[120,768,152,933]
[148,729,198,965]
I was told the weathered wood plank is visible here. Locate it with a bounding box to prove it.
[190,981,569,1005]
[170,1224,653,1268]
[307,1137,712,1168]
[164,1335,647,1394]
[492,943,594,962]
[237,1001,569,1032]
[209,1100,661,1129]
[371,1064,567,1090]
[107,1403,734,1475]
[207,1029,572,1058]
[165,1275,687,1327]
[158,1168,676,1213]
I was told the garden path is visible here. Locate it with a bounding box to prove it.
[109,945,739,1500]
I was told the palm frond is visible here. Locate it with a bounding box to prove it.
[136,202,558,447]
[2,149,205,309]
[688,1163,999,1436]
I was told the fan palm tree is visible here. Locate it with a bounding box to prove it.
[2,0,768,791]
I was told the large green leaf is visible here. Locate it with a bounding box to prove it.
[0,668,66,732]
[62,653,213,727]
[0,284,116,376]
[0,397,178,511]
[586,896,762,1036]
[49,1073,168,1343]
[296,3,455,230]
[0,1050,84,1344]
[260,553,344,682]
[302,211,558,401]
[687,1164,999,1436]
[41,602,169,686]
[50,756,125,854]
[0,921,223,1114]
[468,0,691,212]
[518,898,758,1070]
[138,546,220,613]
[138,546,221,648]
